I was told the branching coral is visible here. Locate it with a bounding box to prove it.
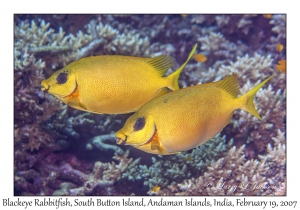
[196,31,248,69]
[15,149,139,196]
[14,58,66,151]
[87,134,124,154]
[267,15,286,63]
[15,20,92,68]
[15,20,69,151]
[214,15,256,34]
[270,15,286,40]
[153,130,285,196]
[68,151,138,195]
[121,134,233,190]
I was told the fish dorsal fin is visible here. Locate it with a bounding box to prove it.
[146,55,175,76]
[217,74,240,98]
[110,55,152,62]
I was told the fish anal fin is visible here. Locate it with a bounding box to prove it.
[146,55,175,76]
[154,87,170,98]
[78,101,87,110]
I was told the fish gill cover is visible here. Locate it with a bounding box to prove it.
[14,14,286,196]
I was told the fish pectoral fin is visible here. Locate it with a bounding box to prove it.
[139,125,168,155]
[63,80,88,111]
[146,55,175,76]
[150,137,167,155]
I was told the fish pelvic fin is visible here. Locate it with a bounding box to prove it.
[167,44,197,90]
[151,139,167,155]
[238,75,274,120]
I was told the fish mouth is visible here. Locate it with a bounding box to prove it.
[116,135,127,145]
[42,86,49,93]
[115,124,157,146]
[41,80,50,93]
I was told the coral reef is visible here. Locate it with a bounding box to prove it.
[153,129,286,195]
[14,14,286,196]
[123,135,233,190]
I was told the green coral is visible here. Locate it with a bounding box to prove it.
[121,134,233,189]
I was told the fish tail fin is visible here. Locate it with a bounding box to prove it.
[238,75,273,120]
[167,44,197,90]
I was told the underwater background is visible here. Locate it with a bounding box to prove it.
[14,14,286,196]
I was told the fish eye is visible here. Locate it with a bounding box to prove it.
[134,117,145,131]
[57,72,68,84]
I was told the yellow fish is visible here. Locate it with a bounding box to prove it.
[151,185,161,192]
[263,14,272,19]
[276,44,284,52]
[276,60,286,74]
[41,44,197,114]
[116,74,273,155]
[194,53,207,63]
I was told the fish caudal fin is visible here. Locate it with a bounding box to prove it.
[238,75,273,120]
[167,44,197,90]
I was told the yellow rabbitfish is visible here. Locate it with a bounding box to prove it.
[116,74,273,155]
[41,44,197,114]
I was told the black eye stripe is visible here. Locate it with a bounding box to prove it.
[57,72,68,84]
[134,117,145,131]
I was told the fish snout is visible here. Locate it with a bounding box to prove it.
[41,80,50,92]
[116,133,127,145]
